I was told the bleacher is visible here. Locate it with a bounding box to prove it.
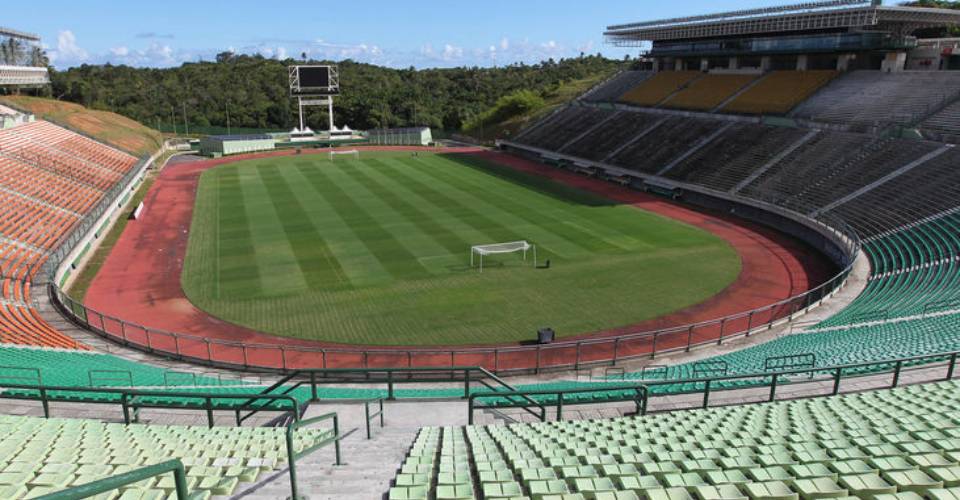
[0,413,334,499]
[722,71,837,115]
[513,107,613,152]
[920,100,960,141]
[391,379,960,500]
[661,74,758,112]
[582,71,654,103]
[0,119,143,352]
[662,124,810,192]
[791,71,960,126]
[619,71,703,107]
[561,111,664,161]
[607,116,718,175]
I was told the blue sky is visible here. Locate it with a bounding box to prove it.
[5,0,889,69]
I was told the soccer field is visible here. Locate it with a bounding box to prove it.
[181,151,740,345]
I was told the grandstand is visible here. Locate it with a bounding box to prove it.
[4,2,960,498]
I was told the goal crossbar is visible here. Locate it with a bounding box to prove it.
[470,241,536,272]
[329,149,359,160]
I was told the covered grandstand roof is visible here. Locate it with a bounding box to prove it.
[605,0,960,45]
[0,26,40,42]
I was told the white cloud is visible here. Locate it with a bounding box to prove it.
[500,37,510,51]
[110,46,129,57]
[48,30,89,66]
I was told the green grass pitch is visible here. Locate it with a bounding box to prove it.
[181,151,740,345]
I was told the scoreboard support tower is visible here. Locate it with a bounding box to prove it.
[289,65,340,134]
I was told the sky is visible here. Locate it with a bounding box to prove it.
[4,0,892,69]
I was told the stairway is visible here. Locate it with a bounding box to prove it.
[239,400,467,499]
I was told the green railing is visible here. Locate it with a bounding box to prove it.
[364,398,385,439]
[468,349,960,422]
[0,383,301,428]
[35,459,190,500]
[287,412,342,500]
[468,383,647,424]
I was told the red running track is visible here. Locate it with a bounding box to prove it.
[80,148,834,372]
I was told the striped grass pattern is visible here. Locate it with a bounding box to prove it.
[181,152,739,345]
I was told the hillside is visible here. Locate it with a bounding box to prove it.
[461,72,616,143]
[47,55,629,134]
[0,95,163,156]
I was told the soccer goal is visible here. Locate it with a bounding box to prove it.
[329,149,360,161]
[470,241,536,272]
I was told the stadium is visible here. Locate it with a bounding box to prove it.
[2,0,960,497]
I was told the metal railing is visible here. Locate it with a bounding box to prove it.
[0,383,302,428]
[466,349,960,423]
[468,383,648,424]
[286,412,342,500]
[364,398,385,439]
[36,459,190,500]
[642,350,959,413]
[49,256,853,374]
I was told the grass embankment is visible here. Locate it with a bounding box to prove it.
[0,95,163,156]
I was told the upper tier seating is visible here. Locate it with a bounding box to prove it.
[582,71,654,103]
[561,111,665,161]
[723,71,837,115]
[513,107,613,152]
[620,71,703,107]
[662,74,758,112]
[607,116,718,175]
[390,379,960,500]
[920,100,960,141]
[663,124,810,192]
[0,413,333,499]
[791,71,960,126]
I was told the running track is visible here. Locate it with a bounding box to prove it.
[81,147,833,371]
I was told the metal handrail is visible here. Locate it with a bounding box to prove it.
[286,412,342,500]
[35,459,189,500]
[364,398,385,439]
[0,382,301,428]
[468,383,649,424]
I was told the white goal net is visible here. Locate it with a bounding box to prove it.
[329,149,360,160]
[470,241,536,272]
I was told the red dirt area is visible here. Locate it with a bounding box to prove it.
[81,147,834,372]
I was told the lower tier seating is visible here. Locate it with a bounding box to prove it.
[513,107,613,152]
[390,380,960,500]
[0,414,333,499]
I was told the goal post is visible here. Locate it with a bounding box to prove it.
[329,149,359,161]
[470,241,536,272]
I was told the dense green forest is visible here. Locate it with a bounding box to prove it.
[37,54,629,135]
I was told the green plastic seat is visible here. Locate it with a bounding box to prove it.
[617,474,661,492]
[743,481,798,500]
[435,484,475,500]
[695,485,749,500]
[882,470,944,494]
[837,473,896,498]
[793,478,848,499]
[388,485,429,500]
[929,466,960,488]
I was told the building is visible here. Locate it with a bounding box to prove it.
[365,127,433,146]
[605,0,960,73]
[0,26,49,87]
[199,134,276,157]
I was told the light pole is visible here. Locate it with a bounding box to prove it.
[182,102,189,136]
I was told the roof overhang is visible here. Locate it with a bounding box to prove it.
[606,2,960,45]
